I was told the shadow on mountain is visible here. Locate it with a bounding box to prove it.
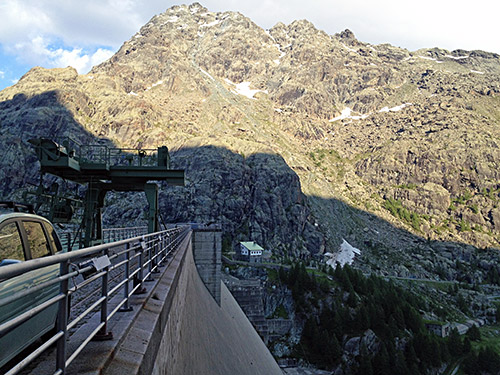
[1,90,499,283]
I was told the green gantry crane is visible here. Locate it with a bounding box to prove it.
[28,137,184,247]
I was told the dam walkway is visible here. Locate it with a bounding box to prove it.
[0,225,282,375]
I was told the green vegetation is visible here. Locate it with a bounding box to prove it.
[452,190,473,205]
[271,263,500,373]
[222,234,232,254]
[383,198,422,231]
[485,266,500,286]
[308,148,345,179]
[397,183,418,190]
[480,187,500,201]
[270,303,289,319]
[475,323,500,354]
[459,219,472,232]
[462,346,500,374]
[469,203,479,214]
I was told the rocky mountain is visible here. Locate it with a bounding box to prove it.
[1,3,500,278]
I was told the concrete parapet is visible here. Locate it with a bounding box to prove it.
[192,229,222,305]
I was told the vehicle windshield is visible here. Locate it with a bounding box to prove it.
[0,222,24,262]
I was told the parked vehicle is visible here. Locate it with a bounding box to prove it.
[0,202,63,368]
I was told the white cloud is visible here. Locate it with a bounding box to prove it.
[11,36,114,73]
[0,0,148,47]
[0,0,169,76]
[0,71,4,79]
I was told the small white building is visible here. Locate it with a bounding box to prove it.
[425,322,451,337]
[240,241,264,263]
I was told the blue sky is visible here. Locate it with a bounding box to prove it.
[1,0,499,91]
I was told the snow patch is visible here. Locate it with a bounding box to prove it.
[329,107,368,122]
[265,30,278,44]
[418,55,444,63]
[152,80,163,87]
[200,19,220,28]
[200,68,215,81]
[329,103,413,122]
[341,43,356,53]
[379,103,412,112]
[445,54,469,60]
[166,15,179,23]
[128,91,138,96]
[325,239,361,268]
[225,79,268,99]
[418,56,437,61]
[471,70,484,74]
[145,80,164,91]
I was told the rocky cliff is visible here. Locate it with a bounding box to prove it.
[1,3,500,275]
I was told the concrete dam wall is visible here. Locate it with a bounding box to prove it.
[104,230,282,375]
[152,231,281,375]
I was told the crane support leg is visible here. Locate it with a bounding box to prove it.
[144,183,159,233]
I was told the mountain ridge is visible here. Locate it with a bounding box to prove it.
[1,2,500,278]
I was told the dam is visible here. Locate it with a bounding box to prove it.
[0,226,283,375]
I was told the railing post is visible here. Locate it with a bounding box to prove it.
[146,237,154,281]
[152,236,160,273]
[56,260,69,374]
[134,238,147,294]
[120,243,133,312]
[66,232,71,252]
[95,249,113,340]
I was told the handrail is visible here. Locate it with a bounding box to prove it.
[0,227,163,280]
[0,225,190,375]
[58,226,148,252]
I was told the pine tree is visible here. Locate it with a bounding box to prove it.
[463,336,472,354]
[357,354,373,375]
[447,328,463,357]
[466,325,481,341]
[373,343,390,375]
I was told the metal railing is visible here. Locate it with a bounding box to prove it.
[58,226,148,251]
[0,225,190,375]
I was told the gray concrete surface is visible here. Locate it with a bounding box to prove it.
[193,229,222,305]
[152,234,282,375]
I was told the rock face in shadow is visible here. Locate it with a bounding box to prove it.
[159,146,325,255]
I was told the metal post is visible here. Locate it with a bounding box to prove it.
[152,236,160,272]
[66,232,71,252]
[120,243,133,312]
[146,238,154,282]
[144,183,159,234]
[94,249,113,340]
[134,239,146,294]
[56,260,69,374]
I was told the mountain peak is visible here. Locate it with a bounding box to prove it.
[2,2,500,256]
